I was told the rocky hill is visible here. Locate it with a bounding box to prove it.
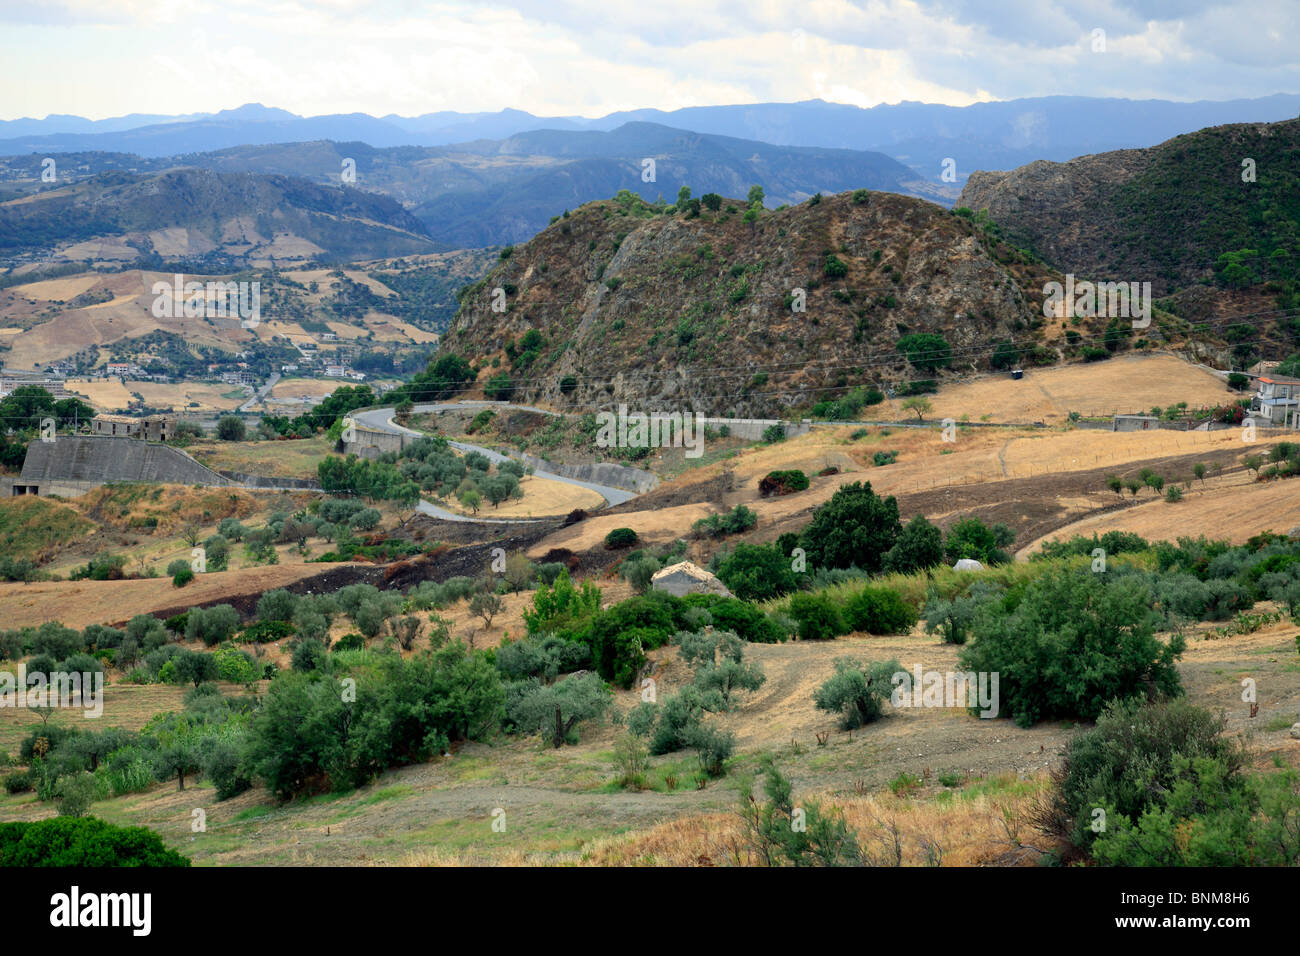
[442,190,1063,417]
[958,119,1300,299]
[0,167,440,267]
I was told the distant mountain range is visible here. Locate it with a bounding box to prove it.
[0,123,948,252]
[4,95,1299,184]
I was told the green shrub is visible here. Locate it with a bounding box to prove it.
[799,481,901,574]
[814,658,901,728]
[604,527,638,550]
[787,592,845,641]
[844,586,917,634]
[714,543,798,601]
[0,817,190,866]
[759,470,809,496]
[959,569,1184,727]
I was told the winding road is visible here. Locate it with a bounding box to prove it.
[351,402,639,523]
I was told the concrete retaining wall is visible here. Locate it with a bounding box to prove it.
[19,436,233,492]
[343,425,407,458]
[699,417,811,441]
[216,469,322,490]
[516,452,659,494]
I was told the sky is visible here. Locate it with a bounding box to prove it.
[0,0,1296,120]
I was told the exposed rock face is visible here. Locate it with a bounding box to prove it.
[444,190,1059,417]
[651,560,734,599]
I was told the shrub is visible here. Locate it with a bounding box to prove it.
[185,605,240,646]
[216,415,246,441]
[687,723,735,777]
[799,481,901,573]
[691,504,758,539]
[761,424,786,443]
[814,658,901,728]
[895,333,952,372]
[57,771,97,818]
[291,639,328,672]
[882,515,944,574]
[0,817,190,866]
[844,586,917,634]
[506,673,611,747]
[758,470,809,497]
[714,543,798,601]
[240,620,294,644]
[943,517,1014,565]
[959,569,1184,727]
[649,688,708,754]
[1039,698,1245,854]
[171,567,194,588]
[604,527,638,550]
[787,592,845,641]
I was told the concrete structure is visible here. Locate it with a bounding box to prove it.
[1112,414,1160,432]
[1252,375,1300,427]
[342,424,408,458]
[650,561,734,599]
[0,373,71,399]
[90,414,176,441]
[12,435,232,497]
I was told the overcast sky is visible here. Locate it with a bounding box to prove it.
[1,0,1296,120]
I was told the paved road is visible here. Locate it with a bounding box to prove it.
[351,403,638,523]
[239,371,281,413]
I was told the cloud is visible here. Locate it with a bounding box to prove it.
[0,0,1294,119]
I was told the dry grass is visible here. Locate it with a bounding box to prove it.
[925,352,1238,424]
[581,776,1048,866]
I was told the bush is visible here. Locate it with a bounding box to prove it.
[714,543,798,601]
[882,515,944,574]
[799,481,901,574]
[959,569,1184,727]
[895,333,952,372]
[759,470,809,497]
[0,817,190,866]
[1039,698,1245,855]
[844,586,917,634]
[171,567,194,588]
[691,504,758,539]
[185,605,240,646]
[291,639,328,672]
[687,723,735,777]
[943,517,1014,565]
[56,771,97,818]
[216,415,246,441]
[787,592,846,641]
[604,527,638,550]
[240,620,294,644]
[506,673,611,747]
[761,424,786,443]
[814,658,901,728]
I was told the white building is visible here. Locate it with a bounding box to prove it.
[1252,375,1300,427]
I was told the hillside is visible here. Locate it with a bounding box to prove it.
[0,124,954,249]
[441,189,1064,417]
[0,250,492,372]
[958,119,1300,303]
[0,167,442,268]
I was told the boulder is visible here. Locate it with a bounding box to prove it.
[952,558,985,572]
[651,560,734,599]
